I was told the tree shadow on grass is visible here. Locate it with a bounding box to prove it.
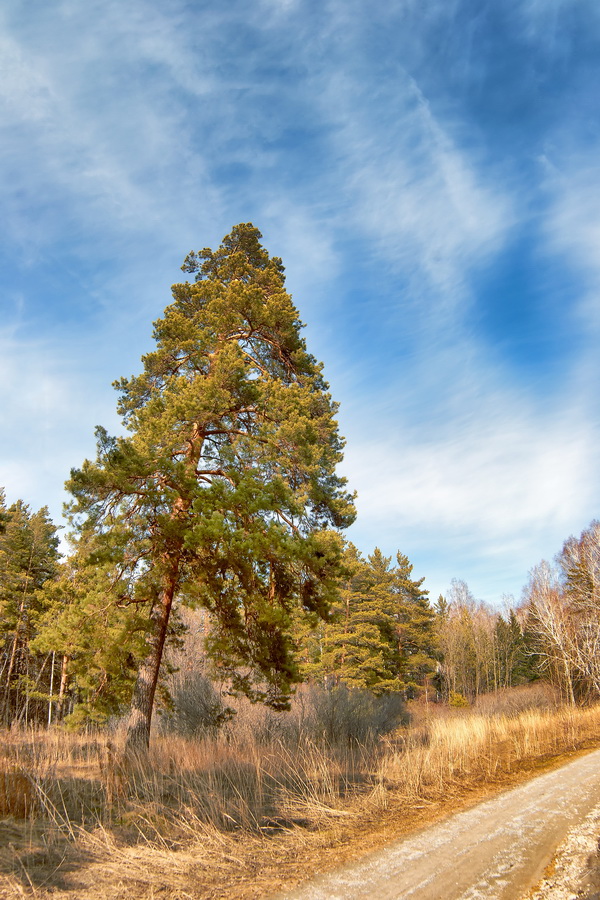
[0,819,97,893]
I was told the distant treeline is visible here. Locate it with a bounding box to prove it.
[2,486,598,733]
[2,224,599,745]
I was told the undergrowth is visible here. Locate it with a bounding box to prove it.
[2,683,600,898]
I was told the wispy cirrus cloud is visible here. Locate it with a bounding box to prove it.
[1,0,599,608]
[540,159,600,336]
[341,380,598,602]
[323,73,513,302]
[0,330,122,504]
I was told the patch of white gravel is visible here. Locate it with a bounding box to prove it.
[526,804,600,900]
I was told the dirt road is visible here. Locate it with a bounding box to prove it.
[277,747,600,900]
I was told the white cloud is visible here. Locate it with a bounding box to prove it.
[0,33,56,120]
[0,5,224,262]
[0,332,122,523]
[541,161,600,335]
[310,63,514,325]
[345,413,591,539]
[517,0,600,41]
[338,353,600,603]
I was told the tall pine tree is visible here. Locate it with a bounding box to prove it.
[66,224,355,749]
[34,536,149,726]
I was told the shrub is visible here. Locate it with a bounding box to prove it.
[303,684,408,745]
[448,691,470,708]
[159,670,233,736]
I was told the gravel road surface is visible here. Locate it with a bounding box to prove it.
[277,747,600,900]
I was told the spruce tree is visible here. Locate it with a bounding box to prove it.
[318,546,403,694]
[66,224,355,749]
[393,552,437,695]
[311,547,434,696]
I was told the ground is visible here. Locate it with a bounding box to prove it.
[527,804,600,900]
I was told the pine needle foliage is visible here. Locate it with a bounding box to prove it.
[299,545,436,696]
[0,495,60,725]
[65,224,355,748]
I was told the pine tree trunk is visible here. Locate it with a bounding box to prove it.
[48,651,56,726]
[57,654,69,719]
[2,632,19,726]
[125,563,179,752]
[3,546,36,725]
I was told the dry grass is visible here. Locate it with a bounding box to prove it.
[377,701,600,800]
[2,685,600,899]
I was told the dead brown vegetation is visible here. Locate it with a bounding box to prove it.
[2,685,600,900]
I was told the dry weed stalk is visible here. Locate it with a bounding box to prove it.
[2,687,600,896]
[376,702,600,805]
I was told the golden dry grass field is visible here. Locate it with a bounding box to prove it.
[2,686,600,900]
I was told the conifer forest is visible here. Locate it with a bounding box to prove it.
[2,225,599,742]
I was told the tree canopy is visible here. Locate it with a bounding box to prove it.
[297,545,436,697]
[66,223,356,747]
[0,496,60,726]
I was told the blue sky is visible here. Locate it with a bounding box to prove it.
[1,0,599,605]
